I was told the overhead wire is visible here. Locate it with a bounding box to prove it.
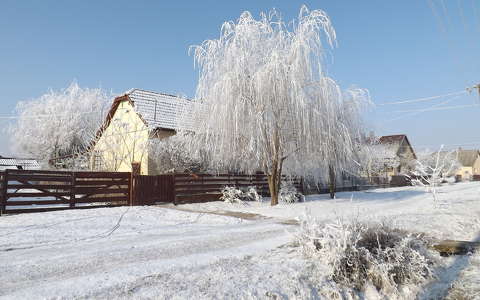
[382,94,461,123]
[391,103,480,113]
[376,90,467,106]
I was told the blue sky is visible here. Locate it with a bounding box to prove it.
[1,1,479,156]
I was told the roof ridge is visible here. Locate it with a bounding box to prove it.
[127,88,190,100]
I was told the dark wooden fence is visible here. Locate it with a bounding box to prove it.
[133,173,303,205]
[133,175,174,205]
[4,169,419,214]
[0,169,130,214]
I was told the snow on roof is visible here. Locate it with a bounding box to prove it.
[0,157,40,168]
[457,149,480,167]
[378,135,406,144]
[127,89,192,131]
[378,134,417,159]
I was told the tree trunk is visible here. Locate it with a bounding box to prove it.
[267,158,284,206]
[329,165,336,199]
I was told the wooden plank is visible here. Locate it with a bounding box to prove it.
[7,175,72,182]
[5,204,125,214]
[8,184,72,190]
[7,192,71,198]
[5,206,71,214]
[176,188,227,195]
[1,170,7,215]
[174,173,254,178]
[175,177,258,183]
[74,196,129,203]
[5,169,72,175]
[175,183,226,189]
[70,172,76,208]
[7,199,70,205]
[75,172,130,179]
[74,187,129,195]
[74,180,129,186]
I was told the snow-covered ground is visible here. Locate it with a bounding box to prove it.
[0,182,479,299]
[181,181,480,241]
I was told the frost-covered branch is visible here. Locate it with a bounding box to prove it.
[408,145,460,206]
[10,82,110,165]
[179,6,369,205]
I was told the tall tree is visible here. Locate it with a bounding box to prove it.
[10,82,110,164]
[182,6,368,205]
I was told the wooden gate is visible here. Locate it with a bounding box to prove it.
[0,169,130,214]
[133,175,175,205]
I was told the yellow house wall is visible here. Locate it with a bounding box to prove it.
[455,166,474,179]
[91,100,149,175]
[473,157,480,175]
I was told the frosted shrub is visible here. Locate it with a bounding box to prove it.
[245,186,263,202]
[279,181,304,204]
[295,214,434,295]
[220,186,245,204]
[220,186,263,204]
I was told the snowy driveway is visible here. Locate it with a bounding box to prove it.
[0,207,293,299]
[1,182,479,299]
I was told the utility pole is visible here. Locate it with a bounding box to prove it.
[467,83,480,103]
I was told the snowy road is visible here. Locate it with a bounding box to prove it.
[0,207,294,299]
[1,182,479,299]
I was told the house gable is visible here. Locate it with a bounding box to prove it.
[91,99,150,174]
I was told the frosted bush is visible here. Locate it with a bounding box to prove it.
[279,181,304,203]
[245,186,263,202]
[295,214,435,295]
[220,186,245,204]
[220,186,263,204]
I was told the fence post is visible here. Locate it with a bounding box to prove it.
[0,170,8,216]
[70,172,76,208]
[172,174,177,205]
[130,162,141,206]
[299,177,305,195]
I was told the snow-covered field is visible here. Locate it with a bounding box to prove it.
[0,182,479,299]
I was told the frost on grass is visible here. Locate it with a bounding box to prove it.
[446,252,480,300]
[220,186,262,204]
[295,213,436,297]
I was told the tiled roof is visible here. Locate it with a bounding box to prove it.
[127,89,192,130]
[0,157,40,168]
[378,134,417,159]
[457,150,480,167]
[379,135,406,144]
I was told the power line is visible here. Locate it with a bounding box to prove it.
[376,90,467,106]
[383,94,460,123]
[392,103,480,113]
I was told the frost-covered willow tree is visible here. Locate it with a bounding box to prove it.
[10,82,110,164]
[182,6,368,205]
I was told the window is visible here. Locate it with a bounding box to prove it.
[92,151,105,170]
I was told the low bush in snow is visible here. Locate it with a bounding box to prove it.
[279,181,304,203]
[295,214,435,295]
[220,186,262,204]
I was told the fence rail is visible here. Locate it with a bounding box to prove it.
[172,173,303,204]
[0,169,130,215]
[0,168,416,215]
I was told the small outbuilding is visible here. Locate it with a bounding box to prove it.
[0,156,41,171]
[455,149,480,180]
[378,134,417,176]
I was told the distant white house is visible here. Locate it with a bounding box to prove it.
[0,156,41,171]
